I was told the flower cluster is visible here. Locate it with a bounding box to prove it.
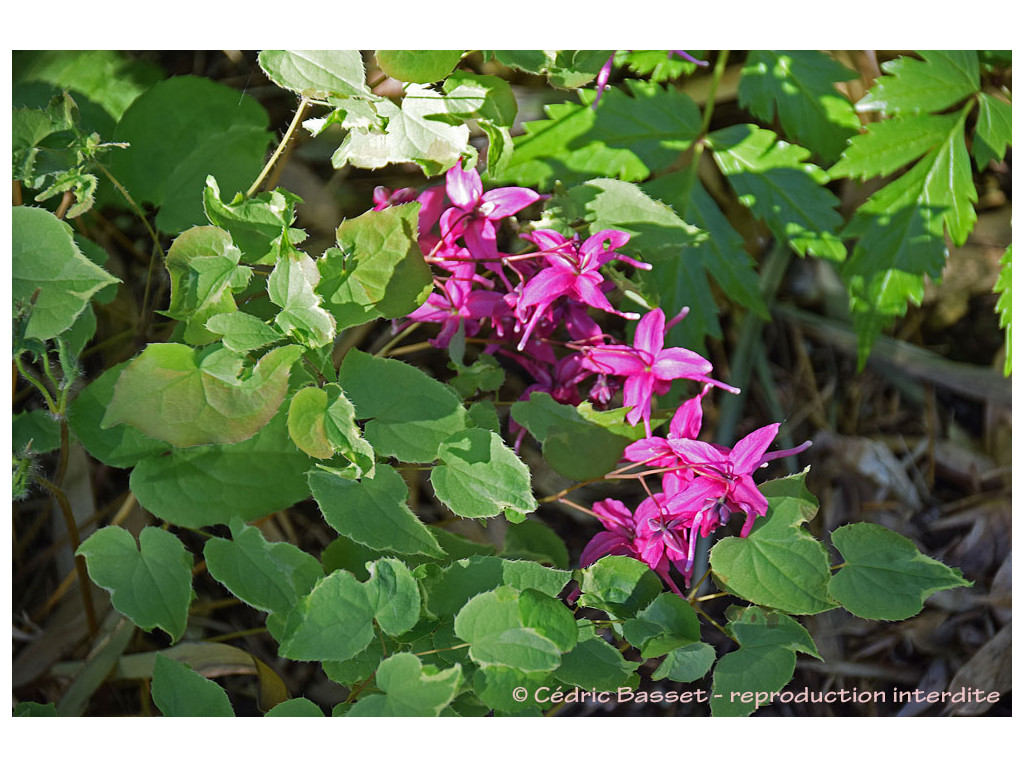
[376,162,808,595]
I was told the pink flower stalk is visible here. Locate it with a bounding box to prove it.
[515,229,651,351]
[581,308,738,436]
[439,164,542,261]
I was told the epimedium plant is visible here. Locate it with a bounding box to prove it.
[12,49,1004,717]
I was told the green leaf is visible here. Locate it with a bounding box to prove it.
[13,50,162,121]
[376,51,463,83]
[547,50,615,89]
[448,354,505,398]
[578,555,663,620]
[320,204,433,330]
[129,408,314,527]
[363,558,421,636]
[202,176,306,265]
[517,589,578,653]
[496,81,701,190]
[332,83,470,176]
[639,173,767,348]
[840,107,976,365]
[738,50,860,162]
[12,207,120,341]
[995,246,1012,376]
[828,523,972,621]
[338,349,469,463]
[163,226,252,345]
[858,51,979,115]
[277,569,376,661]
[204,519,322,616]
[711,606,820,717]
[454,586,565,672]
[265,698,324,717]
[13,701,59,717]
[472,665,550,714]
[555,628,640,691]
[13,410,62,455]
[310,463,444,559]
[287,385,373,473]
[205,312,285,353]
[710,471,835,615]
[420,555,571,618]
[510,392,645,481]
[973,92,1012,168]
[258,50,369,99]
[152,654,234,717]
[267,241,336,348]
[321,642,384,687]
[347,653,462,716]
[68,362,170,468]
[708,124,845,261]
[109,76,272,233]
[652,642,717,683]
[501,519,570,569]
[441,71,517,175]
[102,343,301,448]
[77,527,193,643]
[828,114,961,180]
[622,592,702,657]
[430,428,535,520]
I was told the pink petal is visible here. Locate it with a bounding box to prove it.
[572,273,616,313]
[416,186,447,233]
[464,218,499,262]
[731,473,768,519]
[623,437,674,465]
[480,187,542,219]
[651,347,714,381]
[523,229,570,254]
[622,372,656,430]
[664,437,729,471]
[445,163,482,209]
[730,423,780,475]
[519,266,576,311]
[580,532,634,568]
[633,308,666,356]
[668,390,706,439]
[581,346,650,377]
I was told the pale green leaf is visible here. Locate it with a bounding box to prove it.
[622,592,702,657]
[652,642,717,683]
[258,50,370,99]
[430,428,535,520]
[375,51,463,83]
[205,312,284,353]
[277,570,376,662]
[419,555,571,618]
[578,555,663,620]
[363,558,421,636]
[202,176,306,265]
[973,92,1012,168]
[347,653,462,717]
[12,206,120,341]
[454,586,564,672]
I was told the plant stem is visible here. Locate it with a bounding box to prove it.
[14,356,57,413]
[93,160,165,263]
[246,96,310,198]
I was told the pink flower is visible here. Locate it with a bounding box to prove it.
[439,164,541,261]
[406,266,505,348]
[514,229,650,351]
[581,308,738,436]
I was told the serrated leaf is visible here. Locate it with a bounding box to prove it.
[287,385,374,473]
[420,555,571,618]
[337,349,469,463]
[622,592,702,657]
[333,83,470,176]
[77,527,193,642]
[202,176,306,265]
[376,50,463,83]
[441,71,517,175]
[972,92,1012,168]
[310,463,444,559]
[205,312,284,353]
[578,555,663,620]
[709,124,845,261]
[320,204,432,330]
[554,632,640,691]
[12,207,120,341]
[102,343,301,447]
[994,246,1011,376]
[828,523,971,620]
[152,654,234,717]
[739,50,860,162]
[277,569,376,661]
[858,51,979,115]
[710,472,835,615]
[652,642,716,683]
[363,558,421,636]
[496,81,701,190]
[557,177,705,262]
[258,50,369,99]
[347,653,462,716]
[454,586,564,672]
[163,226,251,345]
[841,107,976,365]
[128,408,314,527]
[267,241,335,348]
[430,428,535,520]
[501,519,570,569]
[473,665,550,714]
[204,519,322,616]
[711,606,820,717]
[109,76,272,233]
[828,114,962,180]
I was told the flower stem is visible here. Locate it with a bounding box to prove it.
[246,95,310,198]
